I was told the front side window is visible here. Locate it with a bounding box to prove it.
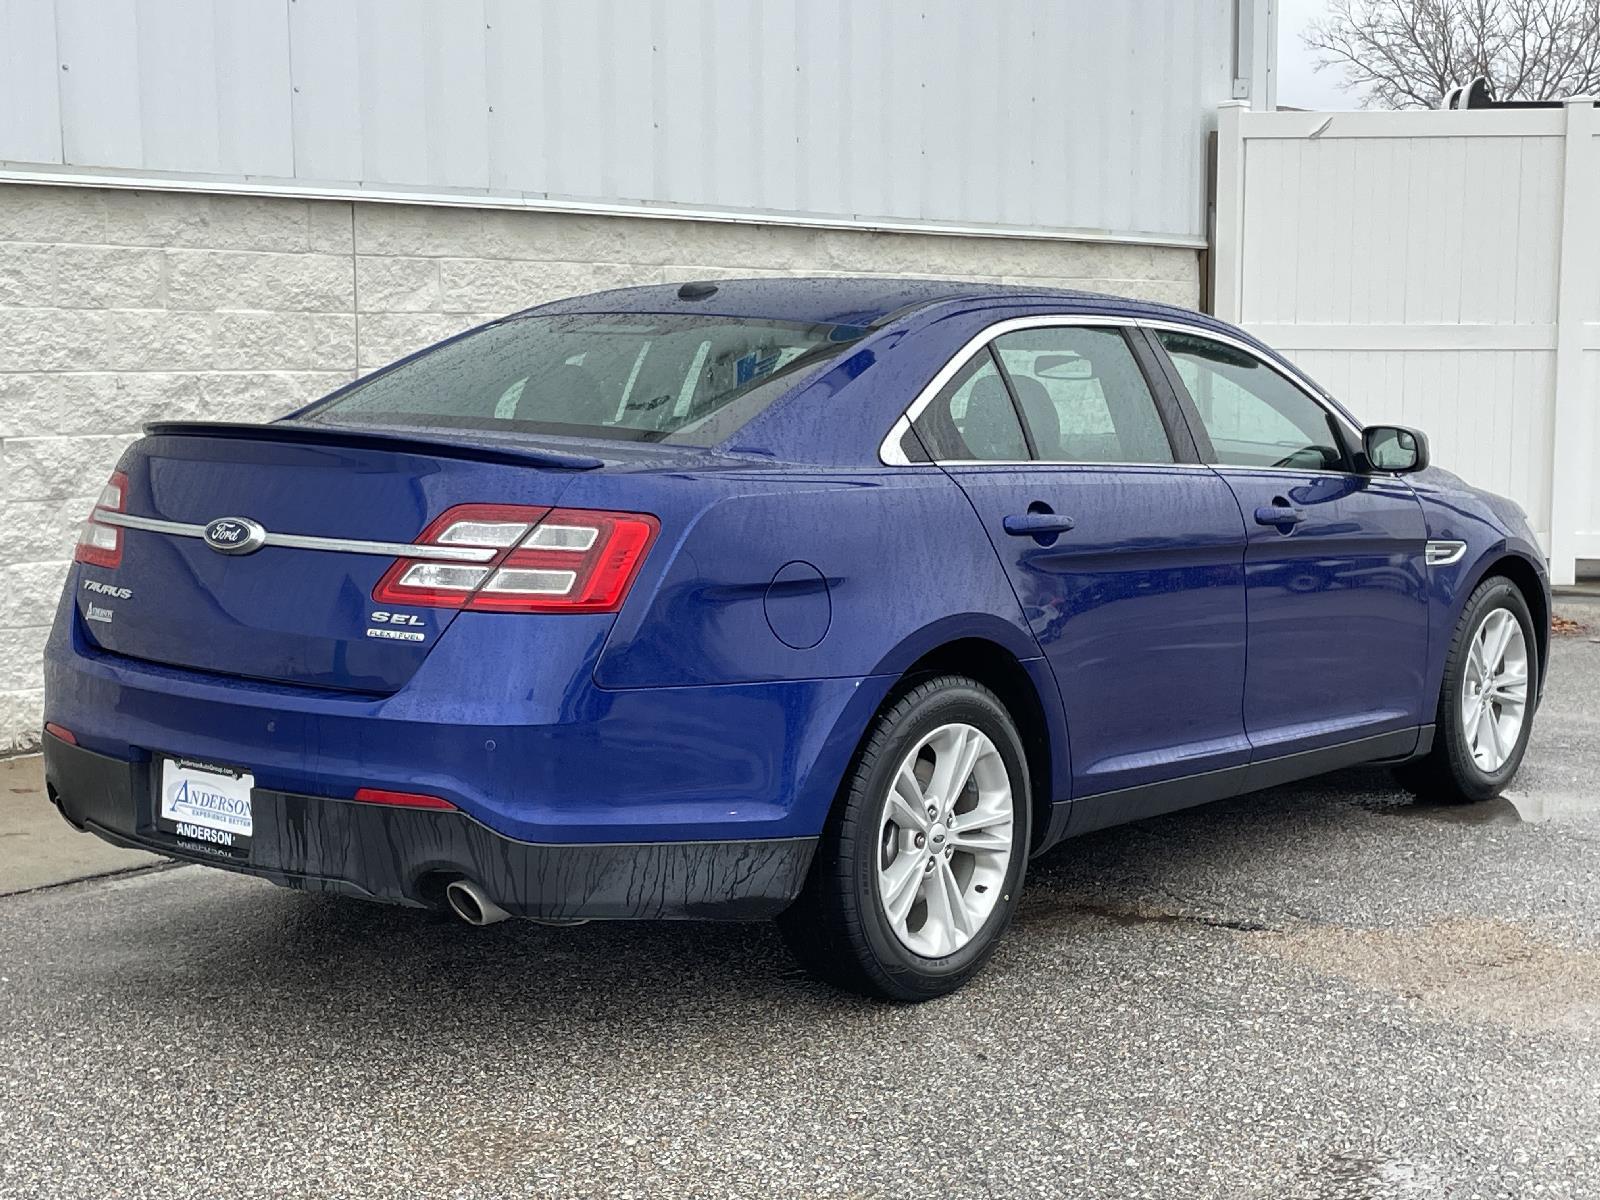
[1157,331,1348,471]
[991,326,1174,464]
[301,314,866,445]
[910,349,1029,462]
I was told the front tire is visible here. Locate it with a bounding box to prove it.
[1396,575,1539,804]
[778,675,1031,1001]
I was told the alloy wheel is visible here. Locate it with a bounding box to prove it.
[1460,607,1529,772]
[875,722,1014,957]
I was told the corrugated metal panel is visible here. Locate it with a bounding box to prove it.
[215,1,294,177]
[2,0,1240,242]
[55,0,144,168]
[1,0,63,165]
[134,0,221,173]
[288,0,361,181]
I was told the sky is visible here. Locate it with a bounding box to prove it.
[1277,0,1366,109]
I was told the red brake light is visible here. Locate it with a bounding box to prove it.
[74,470,128,569]
[372,504,660,614]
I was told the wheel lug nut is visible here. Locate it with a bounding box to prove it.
[924,859,936,873]
[913,833,925,849]
[926,804,938,820]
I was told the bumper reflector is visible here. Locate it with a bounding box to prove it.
[353,787,458,811]
[44,722,77,745]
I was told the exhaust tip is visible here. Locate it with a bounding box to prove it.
[445,879,511,926]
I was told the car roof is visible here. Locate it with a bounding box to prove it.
[523,276,1203,331]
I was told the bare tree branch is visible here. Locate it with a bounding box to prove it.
[1303,0,1600,109]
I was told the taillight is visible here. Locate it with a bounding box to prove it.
[372,504,660,614]
[74,471,128,568]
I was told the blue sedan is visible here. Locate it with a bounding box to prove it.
[43,279,1549,999]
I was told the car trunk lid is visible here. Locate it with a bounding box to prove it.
[76,423,605,693]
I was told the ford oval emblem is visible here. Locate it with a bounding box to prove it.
[202,516,267,556]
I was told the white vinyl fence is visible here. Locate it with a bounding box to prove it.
[1212,98,1600,586]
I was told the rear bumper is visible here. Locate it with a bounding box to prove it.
[44,601,893,845]
[44,733,817,920]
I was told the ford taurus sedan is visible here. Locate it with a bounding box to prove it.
[42,279,1550,1000]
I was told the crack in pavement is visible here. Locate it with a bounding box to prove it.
[0,860,185,901]
[1042,896,1281,934]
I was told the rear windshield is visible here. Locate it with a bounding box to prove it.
[300,313,867,444]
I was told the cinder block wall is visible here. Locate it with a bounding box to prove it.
[0,181,1200,751]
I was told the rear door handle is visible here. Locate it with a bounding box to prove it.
[1254,500,1305,529]
[1003,512,1076,537]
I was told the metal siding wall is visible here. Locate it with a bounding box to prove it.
[133,0,218,173]
[424,0,491,191]
[288,0,361,181]
[55,0,144,168]
[2,0,1237,242]
[214,1,294,177]
[1,0,64,164]
[483,0,544,195]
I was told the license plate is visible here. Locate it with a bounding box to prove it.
[158,757,254,851]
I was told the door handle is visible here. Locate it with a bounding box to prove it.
[1003,512,1076,537]
[1253,499,1305,529]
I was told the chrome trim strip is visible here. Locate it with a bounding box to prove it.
[877,312,1364,467]
[265,531,498,562]
[94,511,200,538]
[1209,464,1366,481]
[95,510,498,563]
[933,459,1216,470]
[1425,539,1468,566]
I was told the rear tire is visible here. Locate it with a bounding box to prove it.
[1395,575,1538,804]
[778,675,1031,1001]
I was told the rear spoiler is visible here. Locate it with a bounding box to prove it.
[142,421,605,470]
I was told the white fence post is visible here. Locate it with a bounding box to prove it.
[1212,102,1247,323]
[1549,96,1599,588]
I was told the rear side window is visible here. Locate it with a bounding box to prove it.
[911,349,1029,461]
[1157,331,1348,471]
[301,314,866,445]
[991,326,1173,464]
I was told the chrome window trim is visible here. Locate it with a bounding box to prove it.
[877,313,1363,467]
[1209,464,1368,481]
[932,460,1216,471]
[95,510,499,563]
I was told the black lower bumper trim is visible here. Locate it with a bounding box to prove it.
[42,734,816,921]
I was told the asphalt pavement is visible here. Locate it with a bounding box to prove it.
[1,624,1597,1199]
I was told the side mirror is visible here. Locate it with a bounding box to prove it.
[1362,425,1429,473]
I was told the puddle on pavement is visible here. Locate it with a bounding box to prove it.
[1257,917,1600,1034]
[1380,789,1599,826]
